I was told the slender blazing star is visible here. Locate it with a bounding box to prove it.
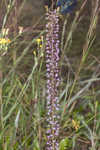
[45,9,60,150]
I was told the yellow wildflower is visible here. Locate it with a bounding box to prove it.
[40,44,42,48]
[0,38,6,44]
[72,119,80,131]
[33,50,36,56]
[0,38,11,44]
[36,38,41,45]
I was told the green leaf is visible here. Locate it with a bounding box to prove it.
[59,137,72,150]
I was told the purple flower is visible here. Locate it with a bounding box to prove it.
[45,9,60,150]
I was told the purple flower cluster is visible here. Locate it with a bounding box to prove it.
[45,10,60,150]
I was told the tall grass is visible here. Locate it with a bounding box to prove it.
[0,0,100,150]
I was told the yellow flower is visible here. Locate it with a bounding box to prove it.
[40,44,42,48]
[72,119,80,131]
[36,38,41,45]
[33,50,36,56]
[0,38,6,44]
[0,38,11,44]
